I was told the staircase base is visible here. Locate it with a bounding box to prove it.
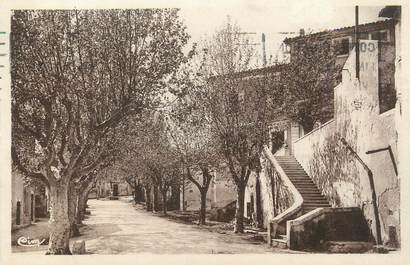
[325,241,373,253]
[271,238,288,249]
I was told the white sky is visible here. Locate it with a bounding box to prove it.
[180,5,385,66]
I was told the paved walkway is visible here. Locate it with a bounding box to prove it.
[13,197,296,254]
[78,197,282,254]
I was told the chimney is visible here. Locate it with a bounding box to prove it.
[299,28,305,36]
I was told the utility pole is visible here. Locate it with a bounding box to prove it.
[355,6,360,79]
[262,33,267,67]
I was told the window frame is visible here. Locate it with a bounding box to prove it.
[332,36,352,57]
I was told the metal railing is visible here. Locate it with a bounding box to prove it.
[340,137,382,245]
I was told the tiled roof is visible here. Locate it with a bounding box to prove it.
[284,19,394,44]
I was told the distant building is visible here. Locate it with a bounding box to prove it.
[89,178,132,199]
[180,165,237,211]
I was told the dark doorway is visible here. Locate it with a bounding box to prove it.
[16,201,21,225]
[271,131,285,154]
[35,195,45,218]
[30,194,34,221]
[113,184,119,196]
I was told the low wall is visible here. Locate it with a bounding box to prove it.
[288,207,371,251]
[244,151,295,229]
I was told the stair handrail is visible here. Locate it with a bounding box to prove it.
[263,145,303,239]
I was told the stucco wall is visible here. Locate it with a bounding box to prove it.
[12,171,35,230]
[183,167,236,211]
[95,181,132,197]
[293,40,400,246]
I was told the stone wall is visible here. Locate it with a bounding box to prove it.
[244,152,294,229]
[293,40,400,246]
[288,207,371,251]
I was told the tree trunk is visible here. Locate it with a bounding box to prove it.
[46,182,71,255]
[255,174,263,228]
[199,189,207,225]
[136,183,144,202]
[170,185,180,210]
[133,178,138,203]
[162,190,167,215]
[153,186,159,212]
[234,185,246,233]
[76,192,86,225]
[68,183,80,238]
[145,186,152,211]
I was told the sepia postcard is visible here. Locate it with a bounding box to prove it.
[0,0,409,265]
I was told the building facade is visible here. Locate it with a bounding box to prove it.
[11,170,48,231]
[180,165,237,211]
[244,11,401,248]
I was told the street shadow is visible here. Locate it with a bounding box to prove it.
[76,223,122,242]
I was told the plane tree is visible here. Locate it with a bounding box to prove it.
[167,64,221,224]
[11,9,189,254]
[279,38,338,132]
[189,21,274,233]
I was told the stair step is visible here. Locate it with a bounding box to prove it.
[275,157,296,160]
[293,183,316,187]
[303,201,330,204]
[301,195,328,200]
[287,173,311,176]
[303,205,331,208]
[303,206,331,212]
[290,178,314,182]
[290,179,314,183]
[304,202,331,205]
[293,182,318,186]
[271,238,288,249]
[304,200,329,204]
[299,190,322,193]
[303,197,328,201]
[276,160,298,162]
[279,234,287,240]
[289,179,314,182]
[292,182,317,189]
[289,177,311,180]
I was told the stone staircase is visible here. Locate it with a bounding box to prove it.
[270,155,331,248]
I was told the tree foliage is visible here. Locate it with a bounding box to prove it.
[11,9,189,187]
[279,38,338,131]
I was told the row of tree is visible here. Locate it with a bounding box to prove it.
[11,9,337,254]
